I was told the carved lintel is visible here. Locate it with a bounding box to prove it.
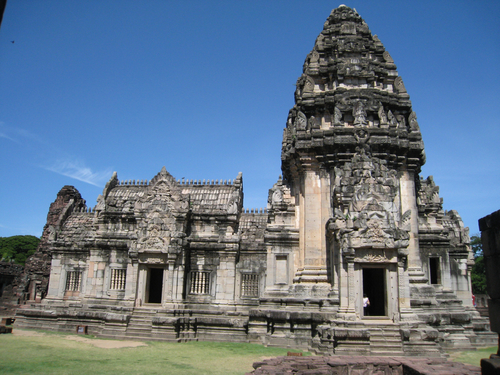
[138,254,167,264]
[353,248,397,263]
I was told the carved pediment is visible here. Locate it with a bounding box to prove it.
[139,167,189,213]
[330,152,410,251]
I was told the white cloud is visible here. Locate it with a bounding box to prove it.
[0,131,16,142]
[0,122,18,142]
[0,122,42,144]
[45,159,112,187]
[0,122,112,187]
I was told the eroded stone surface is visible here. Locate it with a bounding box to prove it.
[246,356,480,375]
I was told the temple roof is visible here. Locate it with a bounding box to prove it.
[99,168,243,216]
[282,5,425,177]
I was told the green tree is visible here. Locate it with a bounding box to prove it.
[470,234,483,257]
[0,235,40,265]
[470,234,487,295]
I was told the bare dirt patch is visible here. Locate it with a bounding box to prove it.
[12,329,46,337]
[65,335,148,349]
[12,329,148,349]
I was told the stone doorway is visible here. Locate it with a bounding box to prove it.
[362,267,387,317]
[146,268,164,304]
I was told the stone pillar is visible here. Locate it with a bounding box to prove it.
[293,159,329,285]
[125,259,137,301]
[46,257,62,299]
[399,170,424,282]
[135,265,146,306]
[170,264,184,302]
[347,260,356,312]
[479,210,500,373]
[338,254,356,318]
[397,257,411,310]
[303,167,323,267]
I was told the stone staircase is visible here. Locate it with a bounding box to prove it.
[124,307,156,340]
[364,321,405,356]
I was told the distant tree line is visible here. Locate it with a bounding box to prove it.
[470,234,486,295]
[0,235,40,265]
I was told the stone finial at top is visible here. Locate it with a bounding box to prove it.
[150,166,177,187]
[102,171,118,199]
[329,5,363,22]
[235,171,243,183]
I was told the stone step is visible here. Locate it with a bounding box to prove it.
[370,330,400,335]
[370,332,401,340]
[371,336,401,341]
[128,318,152,324]
[128,323,152,328]
[370,342,403,348]
[370,350,405,356]
[370,338,403,345]
[126,328,152,336]
[366,324,404,355]
[127,320,152,326]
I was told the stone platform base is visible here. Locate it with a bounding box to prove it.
[247,355,480,375]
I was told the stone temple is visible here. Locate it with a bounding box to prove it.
[15,6,495,355]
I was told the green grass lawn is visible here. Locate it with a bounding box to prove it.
[449,346,497,367]
[1,329,496,374]
[0,330,305,375]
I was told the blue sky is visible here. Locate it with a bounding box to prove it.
[0,1,499,238]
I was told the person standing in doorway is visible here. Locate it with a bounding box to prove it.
[363,294,370,316]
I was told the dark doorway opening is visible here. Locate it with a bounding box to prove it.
[147,268,164,304]
[362,268,386,317]
[429,257,441,285]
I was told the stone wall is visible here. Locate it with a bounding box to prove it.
[0,261,24,315]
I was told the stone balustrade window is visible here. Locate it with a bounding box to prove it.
[110,269,126,290]
[241,273,259,297]
[189,271,210,295]
[65,271,82,291]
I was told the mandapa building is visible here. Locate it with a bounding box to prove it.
[16,6,495,355]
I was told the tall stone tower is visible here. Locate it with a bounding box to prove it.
[275,4,425,302]
[259,6,483,352]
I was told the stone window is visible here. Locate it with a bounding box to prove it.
[429,257,441,285]
[65,271,82,291]
[110,269,126,290]
[189,271,210,295]
[241,273,259,298]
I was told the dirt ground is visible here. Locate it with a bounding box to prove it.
[12,329,148,349]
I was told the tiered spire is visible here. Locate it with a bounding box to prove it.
[282,5,425,180]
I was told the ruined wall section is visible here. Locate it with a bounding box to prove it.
[16,185,87,307]
[0,262,24,315]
